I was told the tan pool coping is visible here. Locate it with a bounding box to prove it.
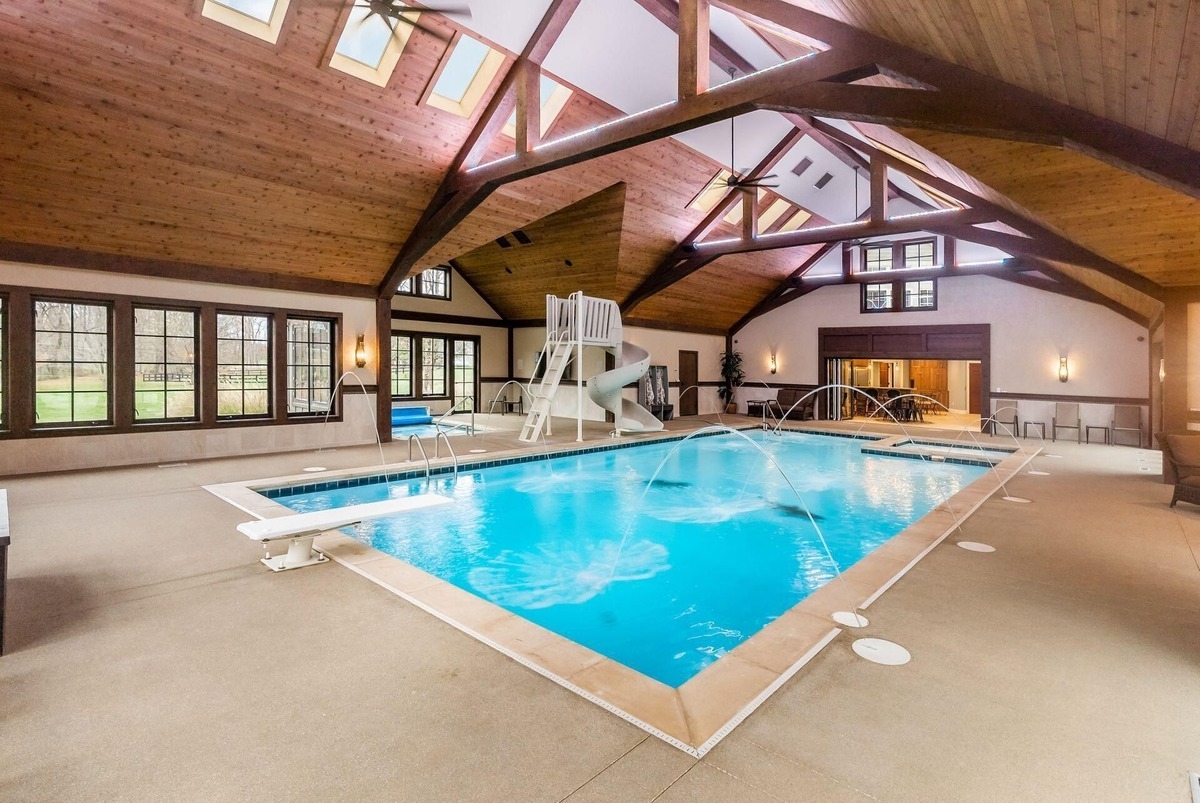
[205,423,1038,756]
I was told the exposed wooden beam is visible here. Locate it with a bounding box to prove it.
[730,241,839,332]
[869,156,888,221]
[632,0,756,76]
[622,126,807,312]
[0,241,377,298]
[678,0,711,100]
[808,120,1167,300]
[742,190,757,239]
[718,0,1200,199]
[515,60,541,153]
[378,0,583,298]
[696,207,992,259]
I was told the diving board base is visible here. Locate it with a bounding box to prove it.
[261,534,328,572]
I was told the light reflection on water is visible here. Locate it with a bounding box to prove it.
[274,431,985,687]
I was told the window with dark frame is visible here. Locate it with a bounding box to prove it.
[216,312,271,419]
[397,277,414,295]
[286,317,335,415]
[33,299,111,426]
[453,339,476,411]
[134,306,199,422]
[391,334,413,396]
[903,240,936,269]
[421,336,447,397]
[394,268,451,301]
[863,278,938,313]
[863,245,892,272]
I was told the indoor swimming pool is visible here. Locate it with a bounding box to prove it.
[265,430,988,687]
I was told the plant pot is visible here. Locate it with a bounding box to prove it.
[725,403,737,414]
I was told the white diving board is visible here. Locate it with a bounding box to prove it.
[239,494,452,572]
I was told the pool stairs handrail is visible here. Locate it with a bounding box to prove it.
[519,328,575,442]
[407,434,432,480]
[435,395,475,436]
[238,494,453,571]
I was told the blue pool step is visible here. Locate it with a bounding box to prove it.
[391,406,433,427]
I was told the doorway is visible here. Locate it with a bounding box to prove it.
[678,350,698,416]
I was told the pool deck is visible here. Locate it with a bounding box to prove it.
[206,420,1038,756]
[2,414,1198,800]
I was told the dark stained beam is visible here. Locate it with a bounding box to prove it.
[621,126,807,312]
[730,241,839,332]
[632,0,756,76]
[378,0,583,297]
[0,241,376,298]
[869,156,887,221]
[808,119,1167,300]
[678,0,711,100]
[719,0,1200,199]
[697,206,992,259]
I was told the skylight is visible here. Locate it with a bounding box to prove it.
[427,34,506,118]
[501,75,573,139]
[201,0,289,44]
[330,3,415,86]
[688,170,733,213]
[757,198,790,230]
[778,209,812,232]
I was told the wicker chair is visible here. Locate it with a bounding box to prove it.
[1156,432,1200,507]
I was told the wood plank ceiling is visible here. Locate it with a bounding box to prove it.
[0,0,1197,331]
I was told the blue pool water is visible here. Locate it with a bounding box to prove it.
[270,431,987,686]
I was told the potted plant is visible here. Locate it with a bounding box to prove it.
[718,350,745,414]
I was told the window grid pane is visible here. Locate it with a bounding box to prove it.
[134,307,198,422]
[420,268,449,299]
[864,283,893,311]
[34,300,111,425]
[421,337,447,396]
[864,246,892,272]
[217,312,271,419]
[904,279,936,309]
[287,317,335,415]
[453,340,475,411]
[391,335,413,397]
[903,241,936,268]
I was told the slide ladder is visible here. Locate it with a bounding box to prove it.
[519,337,574,443]
[519,291,660,442]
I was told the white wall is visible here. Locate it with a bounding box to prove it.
[1,261,380,474]
[736,275,1149,413]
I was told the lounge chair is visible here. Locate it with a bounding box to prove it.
[1156,432,1200,507]
[1111,405,1142,447]
[990,405,1019,437]
[1052,402,1081,443]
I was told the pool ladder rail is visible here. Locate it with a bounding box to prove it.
[406,431,459,486]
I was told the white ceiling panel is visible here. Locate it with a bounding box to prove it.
[449,0,556,56]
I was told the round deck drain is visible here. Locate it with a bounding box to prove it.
[957,541,995,552]
[302,466,327,472]
[832,611,869,628]
[1002,496,1031,503]
[852,638,910,665]
[1027,470,1050,476]
[469,449,488,454]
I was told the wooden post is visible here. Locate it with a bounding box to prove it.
[515,60,541,154]
[678,0,710,100]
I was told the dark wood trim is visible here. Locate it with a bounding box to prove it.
[0,284,357,441]
[0,241,376,298]
[990,391,1149,406]
[817,323,991,426]
[391,310,508,328]
[859,276,938,314]
[375,298,393,444]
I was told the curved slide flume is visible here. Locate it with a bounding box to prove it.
[586,341,664,434]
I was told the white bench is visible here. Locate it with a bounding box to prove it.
[239,494,452,572]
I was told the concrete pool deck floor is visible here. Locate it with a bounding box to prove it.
[2,415,1199,800]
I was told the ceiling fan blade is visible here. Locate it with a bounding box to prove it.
[420,1,472,16]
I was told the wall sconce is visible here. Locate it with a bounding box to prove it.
[1057,356,1069,383]
[355,334,367,368]
[769,354,778,375]
[1159,359,1166,383]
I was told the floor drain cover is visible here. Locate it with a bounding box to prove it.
[1002,496,1031,503]
[957,541,995,552]
[302,466,327,472]
[852,638,911,665]
[832,611,869,628]
[1027,470,1050,476]
[469,449,488,454]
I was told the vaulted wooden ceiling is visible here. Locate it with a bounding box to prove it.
[1,0,1197,332]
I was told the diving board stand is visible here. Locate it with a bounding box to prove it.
[239,495,452,571]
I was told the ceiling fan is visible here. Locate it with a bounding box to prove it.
[322,0,472,42]
[718,71,778,193]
